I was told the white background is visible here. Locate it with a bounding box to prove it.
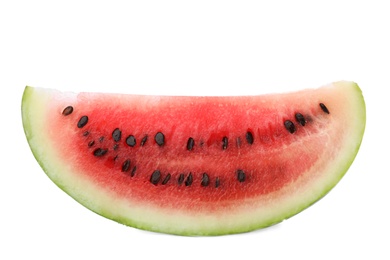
[1,0,389,259]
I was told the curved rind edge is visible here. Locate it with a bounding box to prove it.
[281,81,366,221]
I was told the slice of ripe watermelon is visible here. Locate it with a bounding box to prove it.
[21,81,366,236]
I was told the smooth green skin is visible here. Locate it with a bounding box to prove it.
[21,83,366,236]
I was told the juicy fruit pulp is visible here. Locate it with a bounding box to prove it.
[22,81,366,235]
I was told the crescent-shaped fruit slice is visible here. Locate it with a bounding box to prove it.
[22,81,365,235]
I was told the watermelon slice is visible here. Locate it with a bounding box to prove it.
[22,81,365,236]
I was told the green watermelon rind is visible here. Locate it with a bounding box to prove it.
[21,82,366,236]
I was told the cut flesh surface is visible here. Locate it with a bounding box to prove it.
[22,81,366,235]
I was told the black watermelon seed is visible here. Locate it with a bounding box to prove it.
[215,177,220,188]
[121,159,131,172]
[88,140,95,147]
[131,166,137,177]
[113,144,119,150]
[187,137,195,151]
[222,136,228,150]
[245,131,254,144]
[99,136,105,143]
[185,173,193,186]
[295,113,306,126]
[162,174,171,185]
[93,148,108,157]
[150,170,161,185]
[140,135,148,146]
[62,106,73,116]
[83,131,89,136]
[201,173,210,187]
[319,103,330,114]
[77,116,88,128]
[155,132,165,146]
[112,128,122,142]
[113,155,119,161]
[237,169,246,182]
[126,135,136,147]
[178,173,185,185]
[284,120,296,134]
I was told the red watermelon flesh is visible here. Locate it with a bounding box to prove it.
[22,81,365,235]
